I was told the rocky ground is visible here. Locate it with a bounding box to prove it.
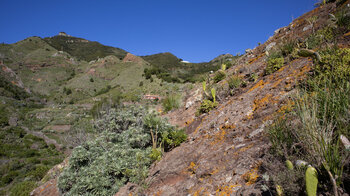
[30,2,350,195]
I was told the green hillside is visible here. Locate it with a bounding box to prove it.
[141,52,238,83]
[43,34,127,62]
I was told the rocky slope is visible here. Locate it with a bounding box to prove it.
[117,2,350,195]
[4,1,349,195]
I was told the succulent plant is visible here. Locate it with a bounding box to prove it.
[286,160,294,170]
[305,166,318,196]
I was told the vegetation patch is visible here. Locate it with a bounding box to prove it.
[0,127,64,195]
[162,94,182,112]
[265,47,350,195]
[58,105,186,195]
[265,57,284,75]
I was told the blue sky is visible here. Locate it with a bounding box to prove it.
[0,0,316,62]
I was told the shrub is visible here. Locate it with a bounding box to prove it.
[280,40,296,57]
[306,27,335,49]
[9,181,37,196]
[0,105,9,127]
[266,47,350,195]
[162,94,181,112]
[198,99,218,114]
[149,147,162,161]
[1,171,19,185]
[227,76,241,89]
[26,165,50,181]
[59,106,186,195]
[249,73,258,82]
[95,85,111,96]
[65,88,72,95]
[265,57,284,75]
[213,70,226,83]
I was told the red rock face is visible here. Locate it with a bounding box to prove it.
[31,179,60,196]
[122,53,144,64]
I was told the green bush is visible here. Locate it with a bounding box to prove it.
[149,147,162,161]
[280,40,296,57]
[198,99,218,114]
[1,171,19,185]
[306,27,335,49]
[265,57,284,75]
[9,181,37,196]
[95,85,111,96]
[213,70,226,83]
[227,76,241,89]
[26,165,50,181]
[59,106,186,195]
[0,125,63,195]
[0,105,9,127]
[162,94,181,112]
[267,47,350,194]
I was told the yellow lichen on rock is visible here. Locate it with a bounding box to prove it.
[215,184,242,196]
[241,162,261,185]
[248,80,265,93]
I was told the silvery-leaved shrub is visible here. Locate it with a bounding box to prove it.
[58,105,186,196]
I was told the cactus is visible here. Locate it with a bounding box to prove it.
[286,160,294,170]
[305,166,318,196]
[211,88,216,103]
[202,82,210,98]
[276,185,283,196]
[221,63,227,71]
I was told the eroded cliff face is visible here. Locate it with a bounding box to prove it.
[117,2,349,195]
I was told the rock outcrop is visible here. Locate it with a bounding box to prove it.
[116,2,343,195]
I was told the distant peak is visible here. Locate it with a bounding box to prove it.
[58,32,71,37]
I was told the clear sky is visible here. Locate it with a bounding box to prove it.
[0,0,317,62]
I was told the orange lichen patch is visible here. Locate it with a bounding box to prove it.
[248,79,265,93]
[221,124,236,130]
[292,17,305,27]
[39,182,54,193]
[210,126,227,146]
[248,53,265,64]
[271,78,283,88]
[210,167,220,175]
[194,116,208,134]
[215,184,242,196]
[241,162,262,185]
[153,191,162,196]
[184,162,199,176]
[184,118,195,126]
[11,81,17,85]
[190,187,211,196]
[277,100,295,115]
[233,144,254,156]
[276,65,287,73]
[252,94,272,112]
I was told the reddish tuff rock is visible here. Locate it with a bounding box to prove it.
[30,158,69,196]
[122,53,145,64]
